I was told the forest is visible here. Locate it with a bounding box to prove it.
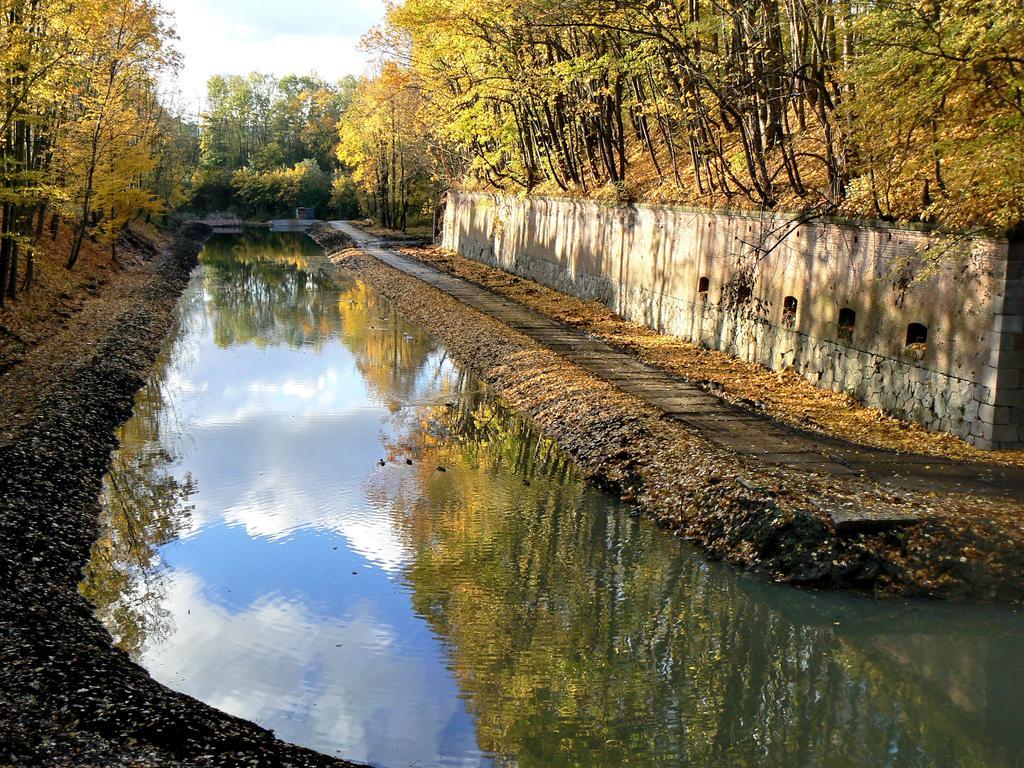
[0,0,422,310]
[368,0,1024,234]
[184,69,440,230]
[1,0,1021,309]
[0,0,192,307]
[188,73,356,221]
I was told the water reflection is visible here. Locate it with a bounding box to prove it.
[201,232,341,350]
[81,347,196,659]
[83,230,1024,768]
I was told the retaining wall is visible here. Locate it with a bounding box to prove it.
[441,190,1024,449]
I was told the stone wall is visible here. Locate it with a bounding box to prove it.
[442,190,1024,449]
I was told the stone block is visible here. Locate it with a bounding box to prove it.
[997,349,1024,368]
[990,424,1020,445]
[999,366,1022,389]
[979,366,1001,390]
[979,403,1012,425]
[986,330,1006,351]
[998,389,1024,408]
[993,314,1024,334]
[1006,254,1024,281]
[971,434,997,450]
[980,365,1020,391]
[1005,279,1024,299]
[909,366,930,384]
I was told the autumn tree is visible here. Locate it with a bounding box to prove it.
[337,63,432,230]
[0,0,71,304]
[60,0,175,269]
[231,158,332,219]
[0,0,190,302]
[844,0,1024,232]
[190,72,355,215]
[378,0,1023,234]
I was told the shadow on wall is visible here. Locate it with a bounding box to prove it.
[442,191,1021,449]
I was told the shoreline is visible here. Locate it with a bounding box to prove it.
[1,219,1022,764]
[0,223,360,767]
[308,223,1024,604]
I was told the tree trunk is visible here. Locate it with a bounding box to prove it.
[0,204,12,308]
[7,241,19,301]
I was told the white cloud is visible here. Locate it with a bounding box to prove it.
[193,442,415,573]
[246,369,340,402]
[159,0,387,107]
[146,572,482,765]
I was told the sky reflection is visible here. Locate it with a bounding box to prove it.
[83,231,1024,768]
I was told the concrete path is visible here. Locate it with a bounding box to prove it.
[329,222,1024,505]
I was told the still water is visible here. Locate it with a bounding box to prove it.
[82,230,1024,768]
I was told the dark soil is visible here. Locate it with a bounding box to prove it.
[0,224,362,767]
[309,223,1024,605]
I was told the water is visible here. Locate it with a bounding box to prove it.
[82,230,1024,768]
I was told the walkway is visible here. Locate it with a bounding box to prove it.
[329,222,1024,505]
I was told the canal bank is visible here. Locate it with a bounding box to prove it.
[67,228,1024,766]
[1,223,1022,767]
[0,223,360,766]
[309,223,1024,603]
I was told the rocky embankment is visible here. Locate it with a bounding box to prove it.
[0,224,362,767]
[309,223,1024,604]
[1,218,1020,766]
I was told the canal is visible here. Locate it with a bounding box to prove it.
[81,230,1024,767]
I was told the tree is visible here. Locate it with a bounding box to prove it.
[189,72,355,217]
[0,0,187,301]
[62,0,174,269]
[844,0,1024,232]
[231,159,332,219]
[337,63,431,230]
[377,0,1021,233]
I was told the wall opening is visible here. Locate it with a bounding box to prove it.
[838,308,856,342]
[697,276,710,301]
[783,296,798,328]
[906,323,928,346]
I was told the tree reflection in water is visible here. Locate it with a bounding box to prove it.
[81,230,1024,767]
[335,279,439,408]
[200,231,345,350]
[379,390,1024,768]
[80,358,196,661]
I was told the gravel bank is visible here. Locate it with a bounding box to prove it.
[0,224,362,767]
[1,220,1020,767]
[310,223,1024,604]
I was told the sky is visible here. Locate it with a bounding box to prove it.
[161,0,387,111]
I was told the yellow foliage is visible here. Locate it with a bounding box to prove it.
[378,0,1024,233]
[337,63,432,230]
[0,0,186,294]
